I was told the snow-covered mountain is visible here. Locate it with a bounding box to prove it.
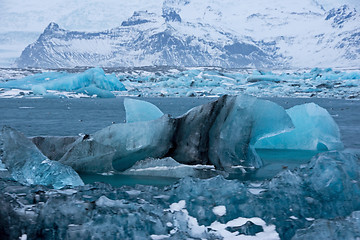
[9,0,360,68]
[16,12,279,69]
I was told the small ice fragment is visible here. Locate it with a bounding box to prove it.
[248,188,266,195]
[150,235,170,240]
[212,205,226,217]
[19,234,27,240]
[125,190,141,196]
[169,200,186,212]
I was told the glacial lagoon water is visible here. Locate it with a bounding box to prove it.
[0,97,359,186]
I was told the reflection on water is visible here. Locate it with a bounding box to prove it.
[80,149,321,186]
[80,173,179,187]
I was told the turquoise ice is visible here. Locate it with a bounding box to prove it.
[0,67,126,97]
[124,98,164,123]
[255,103,343,151]
[1,126,84,189]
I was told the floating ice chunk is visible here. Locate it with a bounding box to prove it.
[122,157,218,179]
[61,115,175,172]
[31,85,47,95]
[150,234,170,240]
[1,126,84,189]
[96,196,126,208]
[255,103,343,151]
[306,151,360,201]
[247,75,282,83]
[171,95,294,171]
[212,206,226,217]
[169,200,186,212]
[93,115,175,171]
[0,67,126,98]
[124,98,164,123]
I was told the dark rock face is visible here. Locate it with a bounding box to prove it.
[325,5,357,28]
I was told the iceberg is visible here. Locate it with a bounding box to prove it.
[170,95,294,170]
[31,136,78,161]
[1,126,84,189]
[59,95,293,173]
[122,157,219,179]
[255,103,343,151]
[124,98,164,123]
[0,67,126,98]
[60,115,176,172]
[59,135,117,173]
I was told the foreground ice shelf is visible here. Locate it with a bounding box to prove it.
[0,149,359,239]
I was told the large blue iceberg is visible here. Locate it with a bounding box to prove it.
[0,67,126,98]
[58,95,293,173]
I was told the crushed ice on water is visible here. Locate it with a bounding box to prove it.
[0,67,359,99]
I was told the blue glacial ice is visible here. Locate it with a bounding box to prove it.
[0,67,126,98]
[171,95,294,171]
[255,103,343,151]
[1,126,84,189]
[115,67,360,99]
[60,115,176,172]
[57,95,294,173]
[124,98,164,123]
